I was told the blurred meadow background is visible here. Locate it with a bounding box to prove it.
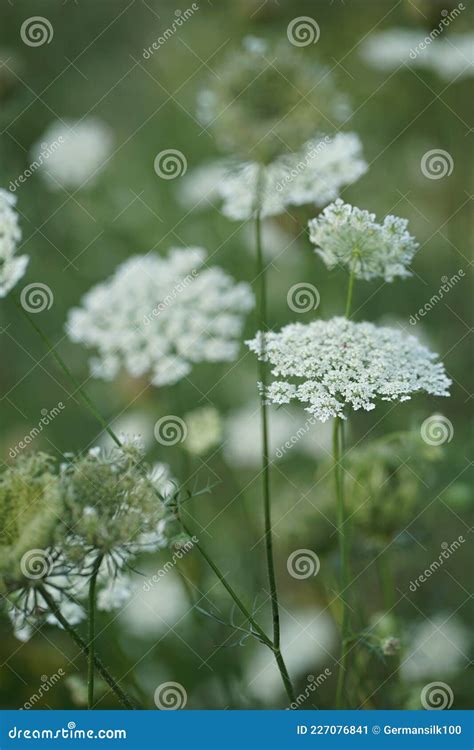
[0,0,472,710]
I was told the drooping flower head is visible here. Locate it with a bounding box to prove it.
[198,36,350,163]
[30,118,113,190]
[246,317,450,422]
[216,134,367,220]
[0,189,28,298]
[67,247,254,386]
[308,200,419,282]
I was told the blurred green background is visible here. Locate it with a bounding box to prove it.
[0,0,472,710]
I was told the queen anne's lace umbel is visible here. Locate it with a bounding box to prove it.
[0,189,28,298]
[67,247,254,386]
[246,318,450,422]
[217,134,367,221]
[308,200,419,282]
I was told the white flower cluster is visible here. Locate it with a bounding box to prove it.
[361,29,474,81]
[246,317,451,422]
[0,189,28,298]
[67,247,254,386]
[31,118,113,190]
[308,200,419,282]
[216,133,367,220]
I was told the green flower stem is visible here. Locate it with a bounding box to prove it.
[88,553,104,709]
[178,515,296,704]
[344,249,360,318]
[16,301,121,447]
[37,584,136,709]
[333,415,351,709]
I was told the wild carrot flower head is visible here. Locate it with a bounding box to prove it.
[0,189,28,298]
[308,200,419,282]
[66,247,254,386]
[246,317,451,422]
[31,118,113,190]
[216,134,367,220]
[60,441,170,565]
[198,37,350,163]
[0,453,62,594]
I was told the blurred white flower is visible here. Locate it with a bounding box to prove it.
[120,570,189,637]
[401,616,470,681]
[361,29,474,81]
[98,411,155,451]
[224,401,332,468]
[31,118,113,190]
[178,160,230,210]
[217,133,366,220]
[247,317,451,422]
[0,189,28,298]
[67,247,254,387]
[184,406,223,456]
[245,608,337,700]
[309,200,419,282]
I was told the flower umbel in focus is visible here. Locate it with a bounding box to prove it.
[308,200,419,282]
[0,189,28,298]
[197,37,350,163]
[31,118,113,190]
[246,317,451,422]
[66,247,254,386]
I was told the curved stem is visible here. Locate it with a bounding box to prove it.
[333,416,351,708]
[88,553,103,709]
[37,584,136,709]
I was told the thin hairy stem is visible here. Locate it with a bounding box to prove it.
[88,553,104,708]
[38,584,136,709]
[333,416,351,708]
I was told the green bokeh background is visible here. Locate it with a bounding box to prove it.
[0,0,472,710]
